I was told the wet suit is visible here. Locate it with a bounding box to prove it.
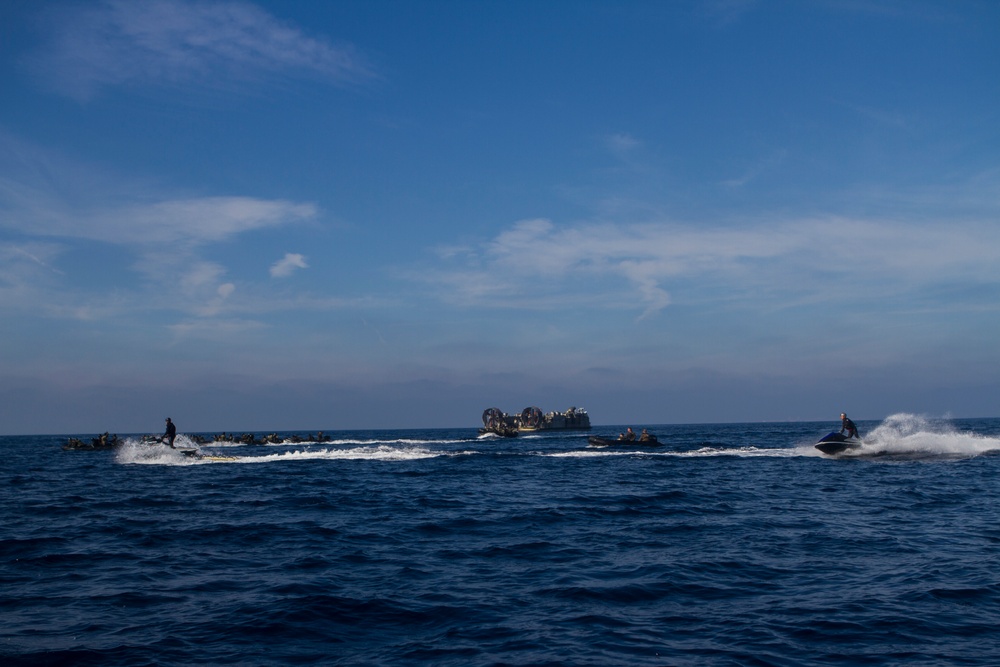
[164,419,177,448]
[840,416,859,439]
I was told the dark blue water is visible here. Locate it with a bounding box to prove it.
[4,414,1000,666]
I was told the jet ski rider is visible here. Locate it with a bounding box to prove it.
[839,413,859,439]
[164,417,177,448]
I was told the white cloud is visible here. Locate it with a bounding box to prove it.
[1,243,65,276]
[425,216,1000,317]
[270,253,308,278]
[5,190,317,248]
[28,0,376,100]
[0,133,319,247]
[835,100,912,129]
[168,317,266,340]
[0,242,66,310]
[722,149,788,188]
[604,132,640,158]
[118,197,317,245]
[0,133,321,319]
[196,280,236,317]
[699,0,758,26]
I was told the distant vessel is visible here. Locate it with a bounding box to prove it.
[480,406,591,436]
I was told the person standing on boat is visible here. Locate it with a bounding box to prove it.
[839,413,859,439]
[164,417,177,448]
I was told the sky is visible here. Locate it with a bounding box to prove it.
[1,0,999,434]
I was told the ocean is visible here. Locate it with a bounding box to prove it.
[3,414,1000,666]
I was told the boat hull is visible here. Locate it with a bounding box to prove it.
[814,432,862,455]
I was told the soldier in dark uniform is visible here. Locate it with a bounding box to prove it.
[839,413,859,439]
[164,417,177,448]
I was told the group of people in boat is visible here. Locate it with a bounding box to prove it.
[617,427,657,443]
[63,432,120,451]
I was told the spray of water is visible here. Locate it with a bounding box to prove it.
[859,413,1000,457]
[114,434,460,465]
[115,435,202,465]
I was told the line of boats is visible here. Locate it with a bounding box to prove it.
[63,431,335,450]
[62,408,599,450]
[63,407,658,450]
[59,414,864,456]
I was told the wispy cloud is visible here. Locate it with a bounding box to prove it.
[3,243,65,276]
[270,253,308,278]
[0,133,320,318]
[27,0,377,100]
[168,317,265,339]
[698,0,758,27]
[3,188,317,248]
[834,99,912,129]
[604,132,641,159]
[423,216,1000,319]
[1,132,318,247]
[722,149,788,188]
[0,242,66,309]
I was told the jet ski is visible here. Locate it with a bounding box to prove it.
[815,432,862,455]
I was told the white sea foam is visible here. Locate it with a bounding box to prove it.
[546,449,631,458]
[322,438,472,446]
[678,446,802,458]
[202,437,474,448]
[547,446,801,458]
[115,436,203,465]
[230,446,458,463]
[115,437,474,465]
[835,413,1000,458]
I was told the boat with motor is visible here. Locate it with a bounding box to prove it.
[480,406,591,436]
[63,433,121,451]
[814,432,862,455]
[588,434,660,447]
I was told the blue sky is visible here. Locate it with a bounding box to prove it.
[1,0,998,434]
